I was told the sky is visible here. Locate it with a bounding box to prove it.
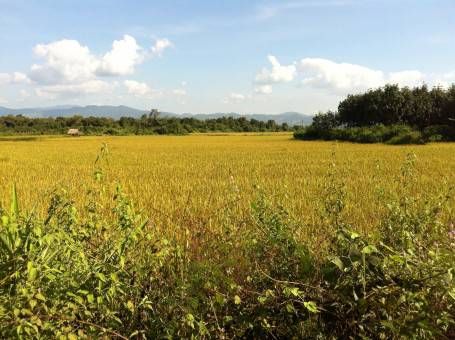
[0,0,454,114]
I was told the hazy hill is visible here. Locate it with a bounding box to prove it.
[0,105,313,125]
[0,105,147,118]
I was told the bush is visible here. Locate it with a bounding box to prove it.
[294,126,328,140]
[423,125,455,141]
[295,124,423,144]
[386,130,425,145]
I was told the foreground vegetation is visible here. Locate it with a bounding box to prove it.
[294,124,434,144]
[294,84,455,143]
[1,143,454,338]
[0,135,454,338]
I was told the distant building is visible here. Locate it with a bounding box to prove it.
[67,128,81,136]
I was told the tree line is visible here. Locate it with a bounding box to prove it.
[295,84,455,143]
[0,111,293,135]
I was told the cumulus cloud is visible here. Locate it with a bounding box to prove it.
[297,58,437,93]
[298,58,385,92]
[28,35,159,83]
[151,38,173,57]
[253,55,296,94]
[0,72,30,85]
[254,56,453,96]
[255,55,296,84]
[6,35,173,98]
[13,72,30,84]
[30,39,99,84]
[254,84,273,95]
[388,70,425,88]
[97,35,144,76]
[124,80,156,97]
[223,92,253,104]
[229,93,246,101]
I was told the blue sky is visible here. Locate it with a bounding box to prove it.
[0,0,454,114]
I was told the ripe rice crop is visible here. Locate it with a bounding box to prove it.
[0,134,453,243]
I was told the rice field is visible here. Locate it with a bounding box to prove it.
[1,133,454,338]
[0,133,454,238]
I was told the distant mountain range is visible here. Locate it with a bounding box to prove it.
[0,105,313,125]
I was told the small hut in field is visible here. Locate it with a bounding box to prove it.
[67,128,81,136]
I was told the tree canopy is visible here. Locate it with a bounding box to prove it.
[0,113,293,135]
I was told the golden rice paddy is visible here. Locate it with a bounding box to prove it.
[0,133,454,238]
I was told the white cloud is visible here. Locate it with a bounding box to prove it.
[254,84,273,94]
[388,70,425,88]
[252,56,455,97]
[29,36,148,82]
[97,35,144,76]
[30,39,99,84]
[297,58,436,93]
[4,35,172,99]
[151,38,173,57]
[20,89,30,98]
[255,55,296,84]
[124,80,155,97]
[223,92,253,104]
[0,72,30,85]
[298,58,385,92]
[0,73,9,84]
[11,72,30,84]
[0,96,7,104]
[229,93,246,101]
[27,35,172,83]
[298,58,453,93]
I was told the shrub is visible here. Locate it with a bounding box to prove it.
[386,130,425,145]
[294,124,423,144]
[294,126,329,140]
[423,125,455,141]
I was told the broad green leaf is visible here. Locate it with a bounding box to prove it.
[361,245,378,255]
[330,256,344,271]
[258,296,267,304]
[350,232,360,239]
[304,301,318,313]
[87,294,95,304]
[35,293,46,301]
[96,272,107,282]
[27,262,38,281]
[234,295,241,305]
[29,299,37,310]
